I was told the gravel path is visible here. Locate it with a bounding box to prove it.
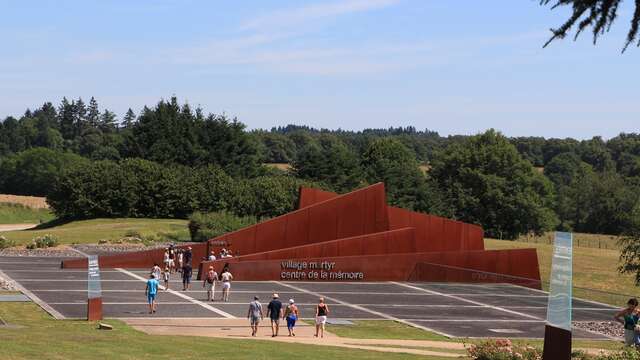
[574,321,624,339]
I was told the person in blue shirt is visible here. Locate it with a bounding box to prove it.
[145,273,160,314]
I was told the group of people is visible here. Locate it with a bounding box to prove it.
[248,294,330,338]
[202,265,234,302]
[162,246,190,274]
[208,248,234,261]
[145,260,234,314]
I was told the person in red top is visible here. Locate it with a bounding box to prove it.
[202,266,218,302]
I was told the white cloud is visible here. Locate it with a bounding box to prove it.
[240,0,401,32]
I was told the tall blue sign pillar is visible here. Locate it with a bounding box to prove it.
[542,232,573,360]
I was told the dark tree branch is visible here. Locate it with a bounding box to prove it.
[540,0,640,52]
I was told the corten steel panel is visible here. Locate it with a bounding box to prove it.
[387,206,413,229]
[467,225,485,250]
[410,211,430,252]
[298,187,339,209]
[197,248,540,284]
[307,199,338,244]
[369,183,389,233]
[198,228,416,276]
[255,216,287,253]
[284,208,310,249]
[62,243,208,269]
[443,220,464,251]
[213,226,257,256]
[208,183,388,256]
[336,190,367,239]
[390,227,416,254]
[87,297,103,321]
[428,215,445,251]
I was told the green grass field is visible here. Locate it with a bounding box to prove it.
[0,203,55,224]
[329,320,451,341]
[0,302,448,360]
[485,238,638,306]
[0,218,190,246]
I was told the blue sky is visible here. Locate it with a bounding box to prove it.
[1,0,639,139]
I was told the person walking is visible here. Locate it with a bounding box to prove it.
[162,267,170,290]
[283,298,299,336]
[202,266,218,301]
[615,298,640,346]
[267,293,283,337]
[177,249,183,273]
[220,268,233,302]
[145,273,160,314]
[314,297,330,338]
[151,263,161,281]
[182,262,192,291]
[163,249,170,271]
[247,296,264,337]
[168,247,175,273]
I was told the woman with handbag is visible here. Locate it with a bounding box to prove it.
[615,298,639,346]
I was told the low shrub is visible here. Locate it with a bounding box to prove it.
[124,230,142,238]
[467,339,541,360]
[188,211,257,242]
[0,235,15,249]
[28,234,59,249]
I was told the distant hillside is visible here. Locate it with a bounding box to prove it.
[0,194,48,209]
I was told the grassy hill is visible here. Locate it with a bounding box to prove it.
[0,218,190,246]
[0,203,54,224]
[485,238,637,306]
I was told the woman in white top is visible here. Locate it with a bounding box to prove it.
[220,270,233,302]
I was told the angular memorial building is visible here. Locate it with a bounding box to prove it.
[63,183,541,288]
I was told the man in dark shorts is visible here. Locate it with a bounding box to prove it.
[266,293,283,337]
[182,263,192,291]
[183,246,193,265]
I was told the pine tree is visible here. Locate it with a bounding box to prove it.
[87,97,100,128]
[123,108,136,128]
[58,97,75,139]
[99,110,117,132]
[74,97,87,137]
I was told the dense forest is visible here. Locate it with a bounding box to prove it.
[1,97,639,240]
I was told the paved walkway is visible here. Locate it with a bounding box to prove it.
[122,318,466,357]
[0,224,37,232]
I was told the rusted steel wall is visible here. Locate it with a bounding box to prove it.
[208,183,389,257]
[198,248,540,287]
[62,243,208,269]
[300,187,485,252]
[298,187,339,209]
[197,227,416,278]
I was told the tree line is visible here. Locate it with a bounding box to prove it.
[1,97,639,240]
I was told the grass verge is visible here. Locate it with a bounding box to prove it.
[0,218,190,246]
[0,302,444,360]
[485,238,638,305]
[329,320,451,341]
[0,203,54,224]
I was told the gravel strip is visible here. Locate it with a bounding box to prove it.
[574,321,624,339]
[0,248,78,257]
[0,273,18,291]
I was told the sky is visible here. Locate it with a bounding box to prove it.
[1,0,639,139]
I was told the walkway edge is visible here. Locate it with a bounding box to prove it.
[0,269,66,319]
